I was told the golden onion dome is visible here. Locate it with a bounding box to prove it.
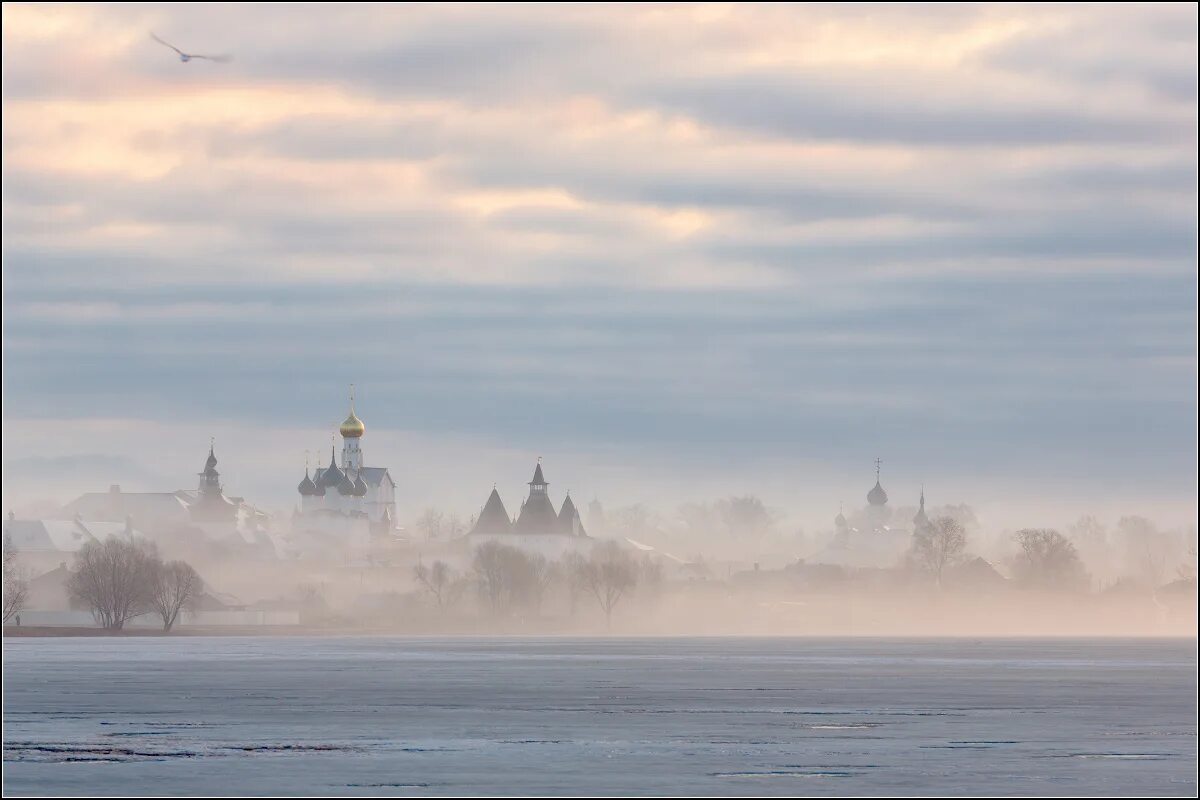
[340,410,365,438]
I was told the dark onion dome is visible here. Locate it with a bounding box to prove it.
[352,474,368,497]
[203,444,218,474]
[337,473,356,496]
[298,470,318,496]
[318,450,344,488]
[867,480,888,506]
[834,510,847,528]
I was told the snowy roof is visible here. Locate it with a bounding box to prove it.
[62,491,190,524]
[4,519,96,553]
[359,467,393,488]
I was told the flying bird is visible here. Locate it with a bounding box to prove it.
[151,33,231,63]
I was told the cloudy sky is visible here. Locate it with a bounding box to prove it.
[2,3,1196,528]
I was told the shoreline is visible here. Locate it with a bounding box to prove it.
[4,625,1196,640]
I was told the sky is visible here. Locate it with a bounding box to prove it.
[2,2,1196,530]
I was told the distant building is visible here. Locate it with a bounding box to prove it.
[58,444,275,558]
[465,460,591,559]
[189,443,239,524]
[814,460,912,569]
[3,514,126,556]
[587,496,606,536]
[62,485,190,529]
[296,389,397,535]
[912,487,931,534]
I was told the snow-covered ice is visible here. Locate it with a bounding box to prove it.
[3,636,1195,796]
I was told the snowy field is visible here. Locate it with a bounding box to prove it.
[2,636,1196,796]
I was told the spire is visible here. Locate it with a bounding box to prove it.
[867,458,888,506]
[913,484,929,527]
[203,438,218,474]
[529,459,547,488]
[318,443,345,488]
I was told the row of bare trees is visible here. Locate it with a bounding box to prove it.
[907,517,1090,590]
[414,540,658,625]
[66,536,203,631]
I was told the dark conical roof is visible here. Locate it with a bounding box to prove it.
[517,493,558,534]
[530,462,546,485]
[867,480,888,506]
[558,493,586,536]
[559,492,577,519]
[471,488,512,535]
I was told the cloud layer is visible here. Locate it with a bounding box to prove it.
[2,3,1196,524]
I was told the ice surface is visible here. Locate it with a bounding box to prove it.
[2,637,1196,796]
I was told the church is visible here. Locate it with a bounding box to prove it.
[821,460,922,568]
[466,459,590,558]
[296,389,397,533]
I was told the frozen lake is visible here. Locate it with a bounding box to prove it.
[2,636,1195,796]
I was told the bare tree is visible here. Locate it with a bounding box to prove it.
[67,537,160,629]
[150,560,202,632]
[1069,514,1107,546]
[678,502,721,537]
[414,559,463,611]
[472,541,541,615]
[1178,544,1198,584]
[907,516,967,588]
[1011,529,1089,591]
[562,550,588,616]
[610,504,657,540]
[526,554,556,615]
[296,582,329,625]
[637,556,665,603]
[444,514,467,540]
[718,495,776,538]
[577,540,639,626]
[3,531,30,624]
[1116,516,1179,589]
[415,508,444,541]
